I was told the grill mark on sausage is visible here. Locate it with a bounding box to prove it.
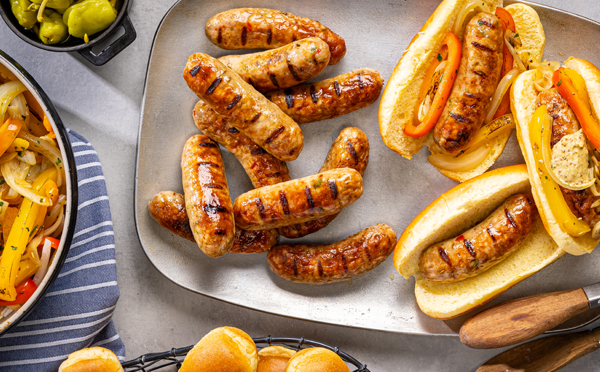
[304,186,315,209]
[203,204,228,213]
[341,253,348,273]
[190,65,200,77]
[328,180,338,200]
[228,127,240,134]
[464,92,480,100]
[473,70,487,78]
[198,141,218,148]
[215,229,226,236]
[505,208,518,228]
[267,29,272,44]
[309,85,319,104]
[464,240,476,258]
[358,74,364,89]
[255,198,266,220]
[479,19,495,29]
[269,74,279,88]
[292,257,298,276]
[236,229,258,249]
[241,26,247,46]
[438,247,453,268]
[288,64,301,81]
[265,172,282,178]
[198,161,219,167]
[284,89,294,108]
[206,78,222,95]
[449,112,472,124]
[217,28,222,44]
[279,190,290,215]
[317,260,324,277]
[487,227,496,242]
[471,41,494,53]
[250,147,267,155]
[203,183,223,189]
[347,141,358,165]
[365,243,373,262]
[265,126,285,144]
[226,95,242,109]
[251,112,261,122]
[333,81,341,97]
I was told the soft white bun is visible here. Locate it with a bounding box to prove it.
[511,59,600,255]
[58,347,123,372]
[285,348,350,372]
[180,327,258,372]
[258,346,296,372]
[394,165,563,319]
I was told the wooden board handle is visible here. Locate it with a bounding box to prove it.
[476,328,600,372]
[460,288,589,349]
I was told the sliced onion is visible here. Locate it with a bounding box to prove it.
[454,0,493,37]
[1,159,51,206]
[428,144,493,172]
[44,208,63,237]
[33,238,52,286]
[591,183,600,197]
[27,235,42,265]
[18,132,64,187]
[0,307,14,319]
[469,114,515,151]
[0,152,17,165]
[593,220,600,239]
[0,81,27,119]
[486,69,520,123]
[7,94,29,125]
[16,150,36,166]
[505,31,527,71]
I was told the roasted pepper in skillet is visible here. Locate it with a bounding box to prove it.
[62,0,117,40]
[10,0,37,30]
[38,10,68,45]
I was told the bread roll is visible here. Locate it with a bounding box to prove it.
[258,346,296,372]
[180,327,258,372]
[58,347,123,372]
[285,347,350,372]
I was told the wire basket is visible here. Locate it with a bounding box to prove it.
[121,336,369,372]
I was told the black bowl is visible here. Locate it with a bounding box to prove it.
[0,0,136,66]
[0,50,78,336]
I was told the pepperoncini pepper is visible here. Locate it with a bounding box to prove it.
[10,0,37,30]
[38,10,68,45]
[529,105,590,237]
[30,0,71,8]
[0,168,56,301]
[63,0,117,39]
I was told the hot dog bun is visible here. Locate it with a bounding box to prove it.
[258,346,296,372]
[511,58,600,255]
[379,0,545,182]
[394,165,563,319]
[180,327,258,372]
[285,348,350,372]
[58,347,124,372]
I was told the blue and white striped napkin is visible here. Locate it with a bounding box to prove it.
[0,130,125,371]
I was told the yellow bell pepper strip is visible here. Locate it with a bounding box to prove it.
[6,138,29,153]
[0,168,56,301]
[404,32,462,138]
[529,105,590,237]
[0,278,37,306]
[553,67,600,152]
[15,259,40,286]
[0,119,23,158]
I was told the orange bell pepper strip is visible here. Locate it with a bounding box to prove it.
[404,32,462,138]
[42,116,56,139]
[553,67,600,152]
[0,119,23,157]
[492,7,516,120]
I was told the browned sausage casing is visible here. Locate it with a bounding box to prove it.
[234,168,363,230]
[279,127,369,238]
[184,53,304,161]
[419,194,539,283]
[182,135,235,258]
[193,100,291,189]
[148,191,278,254]
[218,37,330,93]
[265,68,383,124]
[537,88,600,226]
[433,12,504,154]
[205,8,346,65]
[268,224,397,284]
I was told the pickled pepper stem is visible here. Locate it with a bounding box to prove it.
[37,0,48,22]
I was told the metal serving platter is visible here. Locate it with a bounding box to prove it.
[135,0,600,335]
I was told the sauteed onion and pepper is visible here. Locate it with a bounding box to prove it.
[0,65,67,320]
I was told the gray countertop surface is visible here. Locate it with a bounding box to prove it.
[2,1,600,371]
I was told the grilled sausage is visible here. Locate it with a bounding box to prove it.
[193,100,291,188]
[234,168,363,230]
[268,224,397,284]
[181,135,235,258]
[184,53,304,161]
[148,191,278,254]
[218,37,330,93]
[538,88,600,226]
[205,8,346,65]
[279,127,369,238]
[433,12,504,154]
[264,69,383,124]
[419,194,539,283]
